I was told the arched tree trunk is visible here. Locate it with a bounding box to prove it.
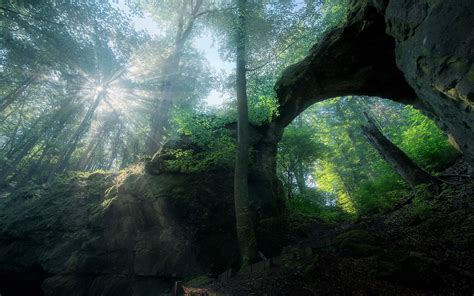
[361,112,438,188]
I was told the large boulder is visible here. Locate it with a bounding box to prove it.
[0,166,239,295]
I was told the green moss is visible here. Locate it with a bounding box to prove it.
[408,189,434,221]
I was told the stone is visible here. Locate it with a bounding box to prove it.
[273,0,474,174]
[0,167,238,295]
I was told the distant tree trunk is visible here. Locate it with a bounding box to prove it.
[148,0,203,156]
[106,125,123,170]
[51,91,104,178]
[361,112,438,188]
[3,102,25,153]
[5,115,42,159]
[83,137,104,171]
[294,164,306,195]
[234,0,258,267]
[147,60,176,155]
[286,171,294,200]
[1,98,75,185]
[77,131,102,170]
[0,76,35,113]
[294,117,307,194]
[120,145,131,169]
[334,99,373,181]
[15,143,51,186]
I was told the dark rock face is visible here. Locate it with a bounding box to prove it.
[274,0,417,131]
[274,0,474,173]
[384,0,474,171]
[0,169,239,295]
[0,150,286,296]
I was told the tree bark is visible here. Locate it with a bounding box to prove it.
[361,112,438,188]
[294,164,306,195]
[234,0,258,267]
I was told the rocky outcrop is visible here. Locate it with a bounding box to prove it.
[0,168,239,295]
[0,137,287,296]
[385,0,474,172]
[274,0,474,173]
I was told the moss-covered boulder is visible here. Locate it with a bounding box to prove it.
[0,165,240,295]
[273,0,474,173]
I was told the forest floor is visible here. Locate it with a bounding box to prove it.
[188,159,474,295]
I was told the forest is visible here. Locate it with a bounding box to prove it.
[0,0,473,295]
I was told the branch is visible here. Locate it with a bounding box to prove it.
[0,6,64,26]
[194,6,237,18]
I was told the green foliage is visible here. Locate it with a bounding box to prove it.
[409,186,433,220]
[279,125,323,166]
[353,165,409,216]
[168,112,236,172]
[286,189,353,223]
[397,106,460,172]
[348,105,458,216]
[278,122,324,196]
[283,97,458,219]
[249,95,280,124]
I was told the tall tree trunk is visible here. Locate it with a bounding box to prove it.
[51,91,104,178]
[347,128,373,179]
[120,145,131,169]
[83,137,103,171]
[3,102,25,153]
[76,132,102,170]
[293,116,307,194]
[148,0,203,156]
[234,0,258,267]
[5,116,42,159]
[361,112,438,188]
[1,98,75,184]
[0,135,39,185]
[294,164,306,195]
[107,125,123,170]
[147,59,177,155]
[15,144,51,187]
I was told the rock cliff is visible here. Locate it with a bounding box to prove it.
[274,0,474,172]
